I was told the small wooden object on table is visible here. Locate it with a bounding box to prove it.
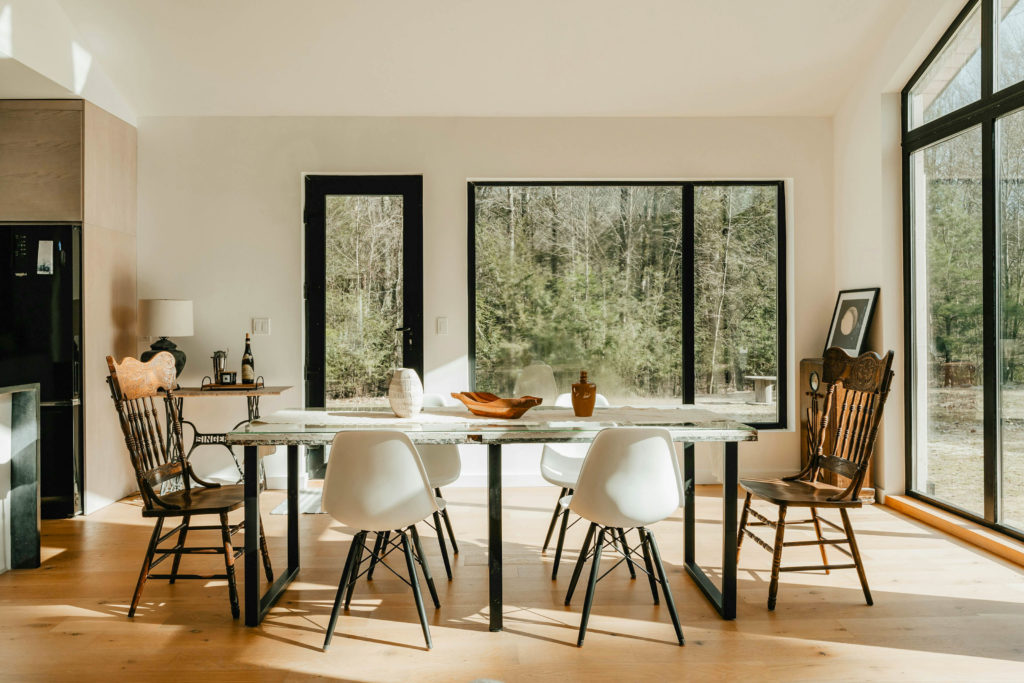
[450,392,542,419]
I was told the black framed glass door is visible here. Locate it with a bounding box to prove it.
[303,175,423,414]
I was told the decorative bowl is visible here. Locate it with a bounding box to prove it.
[450,392,543,419]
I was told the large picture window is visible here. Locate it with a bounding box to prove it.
[903,0,1024,539]
[468,181,786,428]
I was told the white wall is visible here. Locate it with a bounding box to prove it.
[137,116,834,486]
[832,0,965,499]
[0,0,135,124]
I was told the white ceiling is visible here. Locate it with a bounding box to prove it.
[53,0,923,118]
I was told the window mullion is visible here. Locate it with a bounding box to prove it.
[683,184,695,405]
[983,115,1000,524]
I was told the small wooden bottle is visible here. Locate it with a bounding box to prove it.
[571,370,597,417]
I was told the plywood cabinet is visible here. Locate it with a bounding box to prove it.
[0,100,83,222]
[0,98,138,515]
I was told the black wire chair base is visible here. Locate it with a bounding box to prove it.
[323,526,440,651]
[564,523,684,647]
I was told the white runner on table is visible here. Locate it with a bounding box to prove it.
[254,405,727,428]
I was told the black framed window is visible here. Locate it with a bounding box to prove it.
[467,181,787,429]
[903,0,1024,539]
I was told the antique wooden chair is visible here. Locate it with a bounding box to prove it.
[736,347,894,610]
[106,352,273,618]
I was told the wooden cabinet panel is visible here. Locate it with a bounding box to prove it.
[84,102,137,234]
[0,101,83,222]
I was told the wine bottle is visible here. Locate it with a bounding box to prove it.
[241,333,255,384]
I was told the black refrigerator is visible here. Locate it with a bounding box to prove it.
[0,224,83,518]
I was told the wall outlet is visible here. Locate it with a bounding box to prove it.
[436,316,448,335]
[252,317,271,335]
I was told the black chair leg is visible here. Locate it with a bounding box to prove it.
[324,530,363,651]
[169,516,189,584]
[767,504,788,611]
[543,488,567,552]
[577,527,606,647]
[638,527,660,605]
[410,525,441,608]
[646,529,684,646]
[551,499,572,579]
[218,512,240,619]
[840,508,872,606]
[366,532,385,580]
[129,517,163,618]
[565,522,597,605]
[436,488,459,554]
[617,528,636,579]
[431,511,453,581]
[344,532,367,610]
[400,530,433,649]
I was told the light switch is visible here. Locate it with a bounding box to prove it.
[252,317,271,335]
[436,316,448,335]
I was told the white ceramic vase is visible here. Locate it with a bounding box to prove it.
[388,368,424,418]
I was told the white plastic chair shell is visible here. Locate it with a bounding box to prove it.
[540,444,584,489]
[569,427,683,529]
[418,394,463,488]
[322,430,439,532]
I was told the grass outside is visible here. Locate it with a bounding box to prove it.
[924,386,1024,530]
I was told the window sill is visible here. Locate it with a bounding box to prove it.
[885,495,1024,569]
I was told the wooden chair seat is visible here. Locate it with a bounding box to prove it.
[141,484,247,518]
[740,477,863,509]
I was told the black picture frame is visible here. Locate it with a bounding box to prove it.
[824,287,879,356]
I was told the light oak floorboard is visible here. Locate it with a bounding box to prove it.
[2,486,1024,681]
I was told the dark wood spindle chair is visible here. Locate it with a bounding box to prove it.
[737,347,895,610]
[106,352,273,618]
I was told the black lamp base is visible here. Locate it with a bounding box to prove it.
[141,337,187,378]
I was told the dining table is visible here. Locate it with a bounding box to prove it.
[224,405,757,629]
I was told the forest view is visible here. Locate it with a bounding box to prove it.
[912,0,1024,529]
[473,184,780,423]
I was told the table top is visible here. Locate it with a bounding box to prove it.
[173,385,293,397]
[745,376,777,381]
[225,405,757,446]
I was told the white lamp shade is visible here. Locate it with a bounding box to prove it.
[138,299,194,338]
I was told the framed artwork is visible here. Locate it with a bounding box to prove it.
[824,288,879,356]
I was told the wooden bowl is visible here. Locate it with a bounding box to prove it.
[450,392,543,419]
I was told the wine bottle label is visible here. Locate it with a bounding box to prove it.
[242,362,254,382]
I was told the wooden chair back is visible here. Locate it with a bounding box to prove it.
[802,347,895,501]
[106,352,190,510]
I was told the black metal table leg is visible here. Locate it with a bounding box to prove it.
[287,445,300,570]
[683,440,739,620]
[487,443,502,631]
[244,442,300,626]
[244,445,260,626]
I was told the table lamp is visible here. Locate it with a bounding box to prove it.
[139,299,194,377]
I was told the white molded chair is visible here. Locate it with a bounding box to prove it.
[542,393,611,578]
[321,431,442,650]
[563,427,685,647]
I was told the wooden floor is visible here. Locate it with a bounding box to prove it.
[3,486,1024,682]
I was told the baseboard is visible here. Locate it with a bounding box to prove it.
[885,495,1024,568]
[451,473,547,488]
